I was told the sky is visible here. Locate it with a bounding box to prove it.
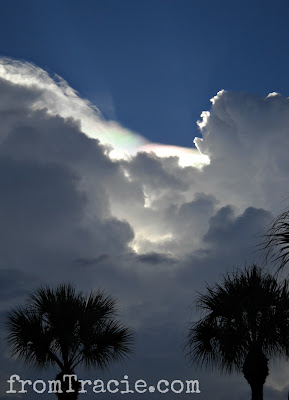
[1,0,289,399]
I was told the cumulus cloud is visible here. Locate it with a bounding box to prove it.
[0,58,288,399]
[194,90,289,213]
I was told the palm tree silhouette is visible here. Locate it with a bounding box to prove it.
[186,265,289,400]
[6,283,133,400]
[261,208,289,271]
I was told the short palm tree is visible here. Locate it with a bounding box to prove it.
[6,283,133,400]
[186,265,289,400]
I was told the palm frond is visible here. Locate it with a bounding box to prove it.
[260,210,289,271]
[6,306,63,369]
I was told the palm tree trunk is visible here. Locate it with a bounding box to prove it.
[55,371,81,400]
[249,382,264,400]
[242,347,269,400]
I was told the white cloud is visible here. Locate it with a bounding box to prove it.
[193,89,289,214]
[0,58,207,169]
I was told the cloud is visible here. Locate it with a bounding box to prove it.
[0,58,206,168]
[0,58,288,399]
[194,90,289,213]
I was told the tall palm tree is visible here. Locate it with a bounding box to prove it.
[186,265,289,400]
[6,283,133,400]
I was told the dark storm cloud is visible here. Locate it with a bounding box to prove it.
[124,152,188,192]
[137,252,175,265]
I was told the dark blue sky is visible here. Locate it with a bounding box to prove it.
[0,0,289,147]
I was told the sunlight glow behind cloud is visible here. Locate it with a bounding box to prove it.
[138,143,209,168]
[0,58,209,169]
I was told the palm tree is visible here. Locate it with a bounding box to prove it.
[261,208,289,271]
[6,283,133,400]
[186,265,289,400]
